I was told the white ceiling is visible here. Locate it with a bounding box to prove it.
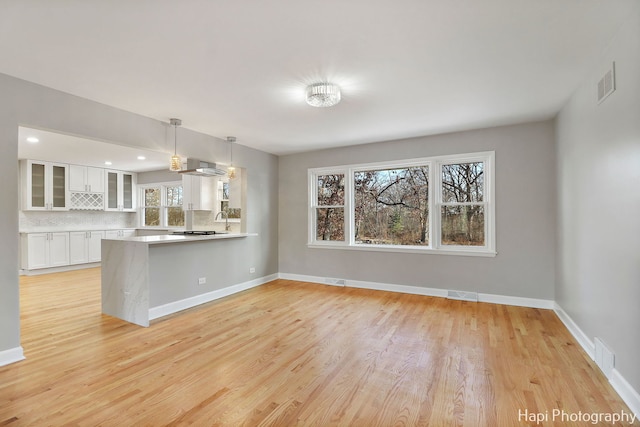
[1,1,637,155]
[18,127,169,172]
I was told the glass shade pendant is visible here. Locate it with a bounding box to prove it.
[170,154,181,172]
[169,118,182,171]
[306,83,341,107]
[227,136,236,179]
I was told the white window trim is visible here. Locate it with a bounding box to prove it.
[138,181,184,229]
[308,151,496,257]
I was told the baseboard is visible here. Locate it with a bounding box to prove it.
[611,369,640,419]
[148,273,279,321]
[479,293,554,309]
[0,346,25,367]
[554,302,639,419]
[20,262,101,276]
[278,273,553,309]
[553,303,595,359]
[347,278,448,298]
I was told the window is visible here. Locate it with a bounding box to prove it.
[139,182,184,227]
[440,162,485,246]
[142,188,160,226]
[309,152,495,256]
[312,173,345,241]
[165,184,185,227]
[354,166,429,246]
[217,179,242,220]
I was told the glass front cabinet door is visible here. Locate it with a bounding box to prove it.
[105,170,136,212]
[21,160,69,211]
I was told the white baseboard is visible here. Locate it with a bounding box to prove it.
[278,273,554,309]
[554,302,639,419]
[148,273,278,321]
[611,369,640,419]
[0,346,25,367]
[553,303,595,359]
[479,293,554,309]
[20,262,101,276]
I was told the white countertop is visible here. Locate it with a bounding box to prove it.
[103,232,256,245]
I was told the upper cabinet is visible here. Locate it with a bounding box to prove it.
[105,170,137,212]
[69,165,104,193]
[21,160,69,211]
[182,175,216,211]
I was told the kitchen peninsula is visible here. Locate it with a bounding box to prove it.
[101,232,255,326]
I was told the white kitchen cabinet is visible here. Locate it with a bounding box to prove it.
[105,170,136,211]
[182,175,215,211]
[69,231,104,264]
[21,232,70,270]
[21,160,69,211]
[69,165,104,193]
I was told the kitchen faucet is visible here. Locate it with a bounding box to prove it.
[215,209,230,231]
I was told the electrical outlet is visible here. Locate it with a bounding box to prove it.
[198,277,206,285]
[249,267,255,274]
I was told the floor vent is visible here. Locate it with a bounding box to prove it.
[447,290,478,302]
[324,278,346,286]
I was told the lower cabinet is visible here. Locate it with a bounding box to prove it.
[69,231,105,265]
[21,229,135,271]
[21,232,70,270]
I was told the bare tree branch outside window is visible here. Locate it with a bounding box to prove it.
[354,166,429,246]
[441,162,485,246]
[315,174,345,241]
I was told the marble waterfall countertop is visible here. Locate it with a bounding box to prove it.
[103,232,255,245]
[101,231,257,327]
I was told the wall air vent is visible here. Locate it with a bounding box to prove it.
[324,278,346,286]
[594,337,615,379]
[447,290,478,302]
[597,62,616,104]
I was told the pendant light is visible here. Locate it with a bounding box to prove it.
[227,136,237,179]
[169,118,182,171]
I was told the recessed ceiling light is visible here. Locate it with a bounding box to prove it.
[26,137,39,143]
[137,156,146,160]
[104,161,112,166]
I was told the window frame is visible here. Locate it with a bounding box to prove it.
[308,151,496,257]
[138,181,184,229]
[309,168,347,246]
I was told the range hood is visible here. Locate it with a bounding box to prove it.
[178,158,227,177]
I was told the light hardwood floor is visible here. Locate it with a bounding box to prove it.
[1,268,637,426]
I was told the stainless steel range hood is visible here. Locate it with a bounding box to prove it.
[178,158,227,177]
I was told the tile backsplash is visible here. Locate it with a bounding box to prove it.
[20,211,137,231]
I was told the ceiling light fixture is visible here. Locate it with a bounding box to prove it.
[26,136,39,143]
[227,136,236,179]
[306,82,341,107]
[169,118,182,171]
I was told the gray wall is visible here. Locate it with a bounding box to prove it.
[279,120,557,299]
[556,5,640,394]
[0,73,279,355]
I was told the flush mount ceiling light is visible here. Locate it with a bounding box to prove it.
[227,136,236,179]
[305,83,341,107]
[169,118,182,171]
